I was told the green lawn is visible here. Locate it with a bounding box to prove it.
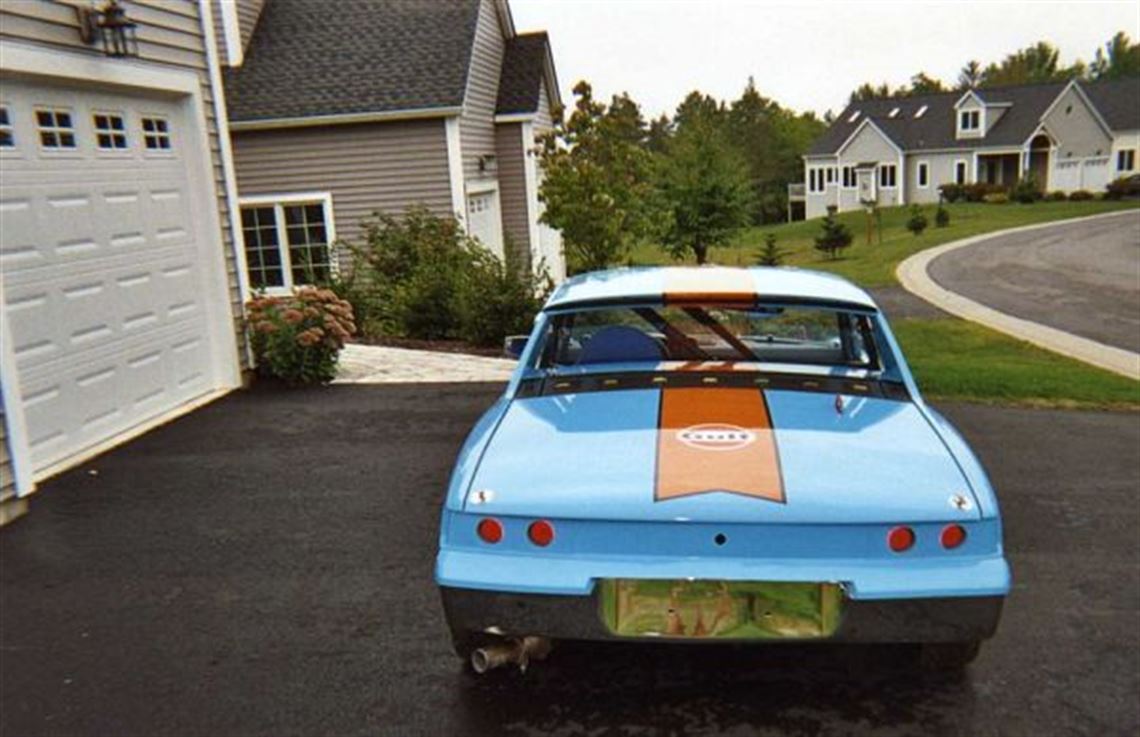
[628,200,1140,409]
[893,319,1140,409]
[629,200,1139,287]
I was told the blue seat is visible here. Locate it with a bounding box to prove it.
[577,325,663,364]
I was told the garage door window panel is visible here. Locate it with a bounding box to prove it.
[93,112,128,151]
[0,105,13,148]
[141,115,172,152]
[36,108,76,149]
[239,196,335,292]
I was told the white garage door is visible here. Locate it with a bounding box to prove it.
[1081,157,1111,193]
[466,188,504,258]
[0,80,234,475]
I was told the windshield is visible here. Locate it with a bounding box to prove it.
[538,304,880,370]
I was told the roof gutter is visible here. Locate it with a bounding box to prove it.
[229,106,463,131]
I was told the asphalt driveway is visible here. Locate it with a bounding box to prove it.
[927,211,1140,353]
[1,384,1138,737]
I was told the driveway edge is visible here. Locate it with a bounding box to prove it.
[896,209,1140,381]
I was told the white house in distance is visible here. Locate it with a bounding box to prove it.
[796,78,1140,219]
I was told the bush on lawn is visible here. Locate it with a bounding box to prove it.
[938,183,963,203]
[757,233,784,266]
[336,206,549,347]
[1106,177,1140,200]
[983,192,1010,204]
[1068,190,1095,201]
[814,207,853,260]
[905,206,928,236]
[961,183,1006,203]
[1011,176,1042,204]
[246,288,356,385]
[935,204,951,228]
[1046,191,1068,201]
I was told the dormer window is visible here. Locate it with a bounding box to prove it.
[914,105,928,118]
[960,110,980,131]
[848,110,861,123]
[888,107,900,118]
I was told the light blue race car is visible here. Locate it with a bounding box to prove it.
[435,266,1009,674]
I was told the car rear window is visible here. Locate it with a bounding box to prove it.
[539,304,879,369]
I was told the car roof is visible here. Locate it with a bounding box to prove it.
[544,266,878,311]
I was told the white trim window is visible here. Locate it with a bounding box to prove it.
[239,194,336,291]
[959,110,980,132]
[141,115,172,151]
[825,166,836,186]
[917,161,930,189]
[878,163,898,189]
[35,107,76,148]
[841,165,856,189]
[808,167,826,194]
[954,160,968,185]
[93,112,128,150]
[1117,149,1136,173]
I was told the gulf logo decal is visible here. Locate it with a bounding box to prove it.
[655,387,785,503]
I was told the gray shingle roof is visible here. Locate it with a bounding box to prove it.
[1083,77,1140,131]
[495,32,549,115]
[224,0,481,123]
[808,78,1139,156]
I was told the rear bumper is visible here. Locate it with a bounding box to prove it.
[441,586,1004,644]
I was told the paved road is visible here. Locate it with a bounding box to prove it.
[2,385,1138,737]
[927,212,1140,353]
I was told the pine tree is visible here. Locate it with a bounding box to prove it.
[813,208,853,260]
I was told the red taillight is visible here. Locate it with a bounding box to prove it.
[476,518,503,544]
[528,520,555,547]
[941,524,967,549]
[887,526,915,552]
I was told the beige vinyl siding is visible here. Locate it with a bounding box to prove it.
[210,0,229,63]
[236,0,265,51]
[905,152,963,204]
[495,122,531,265]
[231,119,453,245]
[536,78,555,132]
[1042,86,1113,159]
[0,0,248,366]
[459,0,505,182]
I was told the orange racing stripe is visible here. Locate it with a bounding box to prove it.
[655,387,785,503]
[663,269,756,305]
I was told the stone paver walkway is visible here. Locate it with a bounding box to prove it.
[334,342,516,383]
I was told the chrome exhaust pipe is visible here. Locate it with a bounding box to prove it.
[470,636,552,674]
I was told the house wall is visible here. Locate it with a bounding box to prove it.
[803,156,838,219]
[984,106,1007,134]
[1042,86,1113,159]
[0,0,245,362]
[459,0,506,184]
[906,152,970,204]
[230,119,453,245]
[1112,130,1139,177]
[210,0,229,63]
[0,400,13,507]
[495,122,530,265]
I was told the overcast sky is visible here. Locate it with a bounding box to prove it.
[510,1,1140,119]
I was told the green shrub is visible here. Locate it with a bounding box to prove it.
[905,206,928,236]
[1068,190,1094,201]
[246,288,356,385]
[935,205,951,228]
[338,206,549,347]
[983,192,1010,204]
[1046,191,1068,202]
[814,207,853,260]
[938,183,963,203]
[1105,177,1140,200]
[757,232,784,266]
[961,183,1006,202]
[1011,176,1041,204]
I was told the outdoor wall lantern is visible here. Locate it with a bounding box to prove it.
[478,154,497,174]
[76,0,139,58]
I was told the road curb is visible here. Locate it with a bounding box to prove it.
[896,209,1140,381]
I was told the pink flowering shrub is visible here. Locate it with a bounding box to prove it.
[246,287,356,384]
